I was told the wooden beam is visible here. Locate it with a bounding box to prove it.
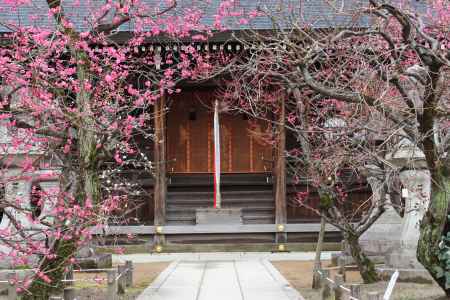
[153,94,167,244]
[275,98,287,243]
[92,223,341,235]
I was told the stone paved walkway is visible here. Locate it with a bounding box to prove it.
[136,259,305,300]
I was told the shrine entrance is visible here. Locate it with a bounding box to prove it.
[167,90,273,174]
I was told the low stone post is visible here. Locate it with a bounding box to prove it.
[107,269,118,300]
[341,240,348,252]
[320,269,332,300]
[313,269,323,289]
[125,260,133,287]
[65,265,74,287]
[7,272,17,300]
[337,256,346,282]
[334,274,344,300]
[350,284,361,299]
[368,291,381,300]
[64,287,76,300]
[117,264,126,294]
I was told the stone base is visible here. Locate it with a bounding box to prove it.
[358,207,403,257]
[331,252,432,283]
[196,208,242,225]
[386,251,424,269]
[377,267,433,283]
[76,246,95,258]
[331,253,385,266]
[359,239,401,257]
[75,253,112,269]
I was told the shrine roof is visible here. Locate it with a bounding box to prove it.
[0,1,428,34]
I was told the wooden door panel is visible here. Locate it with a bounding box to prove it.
[167,91,273,173]
[230,116,251,172]
[251,121,273,172]
[189,92,210,172]
[167,94,188,172]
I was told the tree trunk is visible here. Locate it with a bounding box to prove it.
[24,142,99,298]
[312,216,326,288]
[417,173,450,294]
[25,50,101,299]
[22,239,77,299]
[345,233,379,284]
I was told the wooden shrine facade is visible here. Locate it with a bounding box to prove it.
[118,86,372,245]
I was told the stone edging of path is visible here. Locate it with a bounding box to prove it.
[136,260,180,300]
[261,259,306,300]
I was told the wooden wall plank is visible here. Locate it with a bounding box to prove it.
[189,91,210,172]
[231,116,251,172]
[252,120,273,172]
[167,93,188,172]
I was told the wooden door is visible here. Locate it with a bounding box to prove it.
[167,91,273,173]
[167,91,210,173]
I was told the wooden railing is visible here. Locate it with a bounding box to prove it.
[4,261,133,300]
[316,263,399,300]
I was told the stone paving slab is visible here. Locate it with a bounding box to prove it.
[137,259,304,300]
[197,261,242,300]
[113,251,338,264]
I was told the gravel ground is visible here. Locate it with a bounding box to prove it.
[272,260,447,300]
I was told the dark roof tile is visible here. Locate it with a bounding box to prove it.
[0,0,429,33]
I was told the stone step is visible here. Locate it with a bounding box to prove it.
[166,197,274,203]
[118,173,276,188]
[167,189,273,196]
[167,206,274,213]
[166,213,275,221]
[167,202,273,210]
[243,218,275,224]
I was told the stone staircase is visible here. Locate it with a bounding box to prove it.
[166,173,275,225]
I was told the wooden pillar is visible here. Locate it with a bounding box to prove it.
[275,99,287,244]
[154,94,167,245]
